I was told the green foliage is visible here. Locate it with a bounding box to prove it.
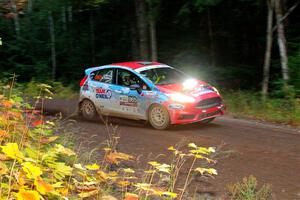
[289,44,300,94]
[223,90,300,125]
[147,0,161,20]
[178,0,222,16]
[23,81,77,99]
[86,0,107,7]
[0,74,77,99]
[228,175,272,200]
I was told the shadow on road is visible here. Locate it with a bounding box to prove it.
[73,115,222,132]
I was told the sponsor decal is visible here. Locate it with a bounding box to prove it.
[191,87,214,97]
[95,88,112,99]
[143,91,157,98]
[120,96,138,107]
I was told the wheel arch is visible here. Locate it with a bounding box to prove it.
[78,98,97,115]
[146,102,171,121]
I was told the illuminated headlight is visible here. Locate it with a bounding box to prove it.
[212,87,220,95]
[183,79,198,90]
[168,93,196,103]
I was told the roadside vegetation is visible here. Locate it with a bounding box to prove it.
[0,83,219,199]
[223,90,300,126]
[227,175,273,200]
[0,75,77,99]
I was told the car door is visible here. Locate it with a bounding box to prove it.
[110,68,149,119]
[89,68,116,114]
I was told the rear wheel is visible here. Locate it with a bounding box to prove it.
[148,104,170,130]
[80,99,97,120]
[200,117,215,124]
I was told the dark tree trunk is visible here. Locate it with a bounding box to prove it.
[207,8,215,66]
[62,6,67,31]
[275,0,289,86]
[262,0,274,100]
[48,11,57,81]
[27,0,33,13]
[130,21,139,60]
[90,11,95,64]
[67,5,73,23]
[149,19,158,61]
[135,0,149,60]
[10,0,20,38]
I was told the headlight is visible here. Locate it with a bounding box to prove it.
[183,79,198,90]
[168,93,196,103]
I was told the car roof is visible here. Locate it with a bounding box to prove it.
[111,61,162,69]
[85,61,171,75]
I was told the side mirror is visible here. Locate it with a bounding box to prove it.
[130,84,142,94]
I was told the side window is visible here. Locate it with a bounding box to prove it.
[117,69,149,90]
[90,69,113,84]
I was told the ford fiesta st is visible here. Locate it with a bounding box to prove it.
[79,61,225,129]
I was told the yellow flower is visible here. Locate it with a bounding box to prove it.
[17,189,40,200]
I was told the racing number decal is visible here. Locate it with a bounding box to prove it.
[120,96,138,113]
[120,96,137,107]
[95,88,112,99]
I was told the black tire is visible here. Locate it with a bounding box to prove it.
[200,117,215,124]
[148,104,170,130]
[80,99,97,120]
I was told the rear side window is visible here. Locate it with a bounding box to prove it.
[90,69,114,84]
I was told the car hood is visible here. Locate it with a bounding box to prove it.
[156,80,218,99]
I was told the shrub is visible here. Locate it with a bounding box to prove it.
[227,175,272,200]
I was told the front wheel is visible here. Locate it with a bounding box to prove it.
[80,99,97,120]
[148,104,170,130]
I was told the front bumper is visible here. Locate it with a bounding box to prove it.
[167,103,225,125]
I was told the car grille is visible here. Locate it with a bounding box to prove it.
[199,110,221,119]
[196,97,222,109]
[178,114,195,120]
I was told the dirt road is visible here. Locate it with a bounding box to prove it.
[43,99,300,199]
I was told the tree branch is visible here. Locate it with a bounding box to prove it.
[272,0,300,32]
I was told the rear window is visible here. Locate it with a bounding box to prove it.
[90,69,114,84]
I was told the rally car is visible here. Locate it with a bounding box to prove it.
[79,61,225,129]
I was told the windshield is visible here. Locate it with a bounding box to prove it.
[139,67,189,85]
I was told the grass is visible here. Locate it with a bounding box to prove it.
[223,91,300,126]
